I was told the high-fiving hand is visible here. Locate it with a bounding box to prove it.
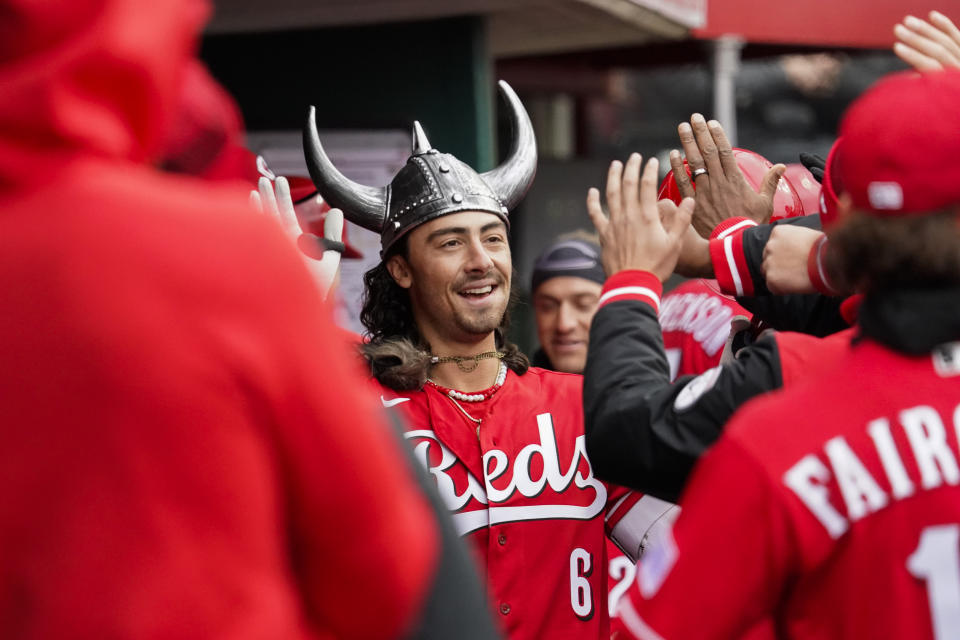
[586,153,694,283]
[671,114,784,238]
[894,11,960,71]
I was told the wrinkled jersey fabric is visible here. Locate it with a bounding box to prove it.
[0,0,437,637]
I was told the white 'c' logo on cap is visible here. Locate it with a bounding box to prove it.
[867,182,904,210]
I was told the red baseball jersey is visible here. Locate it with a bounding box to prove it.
[617,336,960,639]
[380,367,673,639]
[660,279,750,381]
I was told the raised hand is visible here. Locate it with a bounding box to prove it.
[251,175,344,300]
[894,11,960,71]
[671,114,785,238]
[586,153,694,283]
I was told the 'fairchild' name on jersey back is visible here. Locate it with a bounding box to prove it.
[785,401,960,538]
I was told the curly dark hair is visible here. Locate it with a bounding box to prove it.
[826,208,960,293]
[359,238,529,390]
[360,259,419,344]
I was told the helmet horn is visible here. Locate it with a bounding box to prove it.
[412,121,432,155]
[303,106,388,233]
[480,80,537,211]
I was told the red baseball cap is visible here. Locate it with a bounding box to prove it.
[837,69,960,216]
[818,137,844,229]
[659,148,804,221]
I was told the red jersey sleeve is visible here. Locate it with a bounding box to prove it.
[598,270,663,313]
[618,436,792,640]
[708,218,758,297]
[605,488,678,563]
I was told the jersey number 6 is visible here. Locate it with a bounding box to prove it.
[570,548,594,620]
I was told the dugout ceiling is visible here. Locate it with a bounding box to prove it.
[207,0,704,57]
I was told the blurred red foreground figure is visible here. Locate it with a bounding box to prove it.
[0,0,453,637]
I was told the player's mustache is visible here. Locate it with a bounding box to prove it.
[453,270,507,290]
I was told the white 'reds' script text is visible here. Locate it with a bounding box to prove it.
[405,413,606,535]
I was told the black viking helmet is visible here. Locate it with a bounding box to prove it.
[303,80,537,255]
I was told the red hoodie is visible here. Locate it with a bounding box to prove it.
[0,0,436,637]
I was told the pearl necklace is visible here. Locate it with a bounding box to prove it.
[426,362,508,402]
[426,363,508,437]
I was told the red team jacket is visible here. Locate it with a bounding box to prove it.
[380,367,674,639]
[619,333,960,639]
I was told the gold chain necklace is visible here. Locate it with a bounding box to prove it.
[430,350,504,373]
[427,362,508,440]
[448,396,482,439]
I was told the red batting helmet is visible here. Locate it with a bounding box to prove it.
[783,163,821,219]
[658,148,804,221]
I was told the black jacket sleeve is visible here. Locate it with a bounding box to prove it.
[737,215,848,336]
[583,299,783,503]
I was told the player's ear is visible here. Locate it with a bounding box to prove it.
[837,193,853,220]
[386,254,413,289]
